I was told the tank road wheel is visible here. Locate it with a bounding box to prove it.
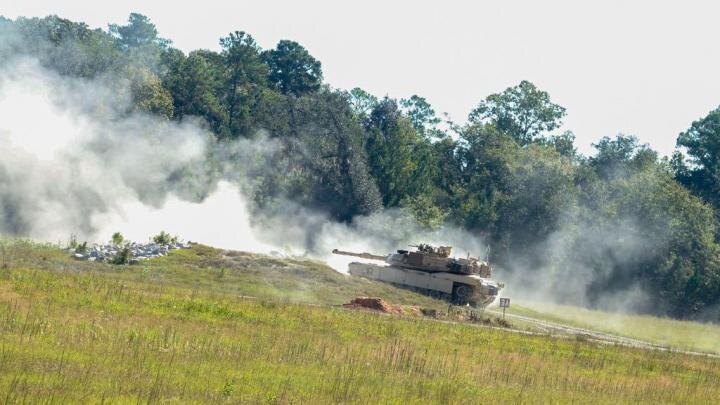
[452,284,472,305]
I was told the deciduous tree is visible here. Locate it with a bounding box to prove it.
[469,80,566,145]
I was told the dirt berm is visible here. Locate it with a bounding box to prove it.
[342,297,405,314]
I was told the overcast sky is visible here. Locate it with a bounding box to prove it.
[3,0,719,156]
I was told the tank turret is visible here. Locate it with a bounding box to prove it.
[332,243,503,308]
[334,244,492,277]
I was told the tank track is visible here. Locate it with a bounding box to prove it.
[387,282,484,308]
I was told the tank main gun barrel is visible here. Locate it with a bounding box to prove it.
[331,249,386,261]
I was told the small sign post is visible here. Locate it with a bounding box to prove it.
[499,297,510,319]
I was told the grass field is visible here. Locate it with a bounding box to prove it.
[1,240,720,403]
[507,301,720,354]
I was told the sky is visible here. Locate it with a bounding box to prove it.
[2,0,719,156]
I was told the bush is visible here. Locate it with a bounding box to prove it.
[111,232,125,246]
[152,231,178,245]
[111,246,132,265]
[68,234,78,249]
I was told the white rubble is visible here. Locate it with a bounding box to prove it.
[69,240,194,264]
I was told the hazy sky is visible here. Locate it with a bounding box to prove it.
[3,0,719,156]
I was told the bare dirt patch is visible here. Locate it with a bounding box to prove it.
[343,297,404,314]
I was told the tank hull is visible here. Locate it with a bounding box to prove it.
[348,262,500,308]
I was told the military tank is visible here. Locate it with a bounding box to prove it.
[332,243,504,308]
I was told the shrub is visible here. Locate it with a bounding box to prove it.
[111,232,125,246]
[68,234,79,249]
[152,231,178,245]
[111,246,132,265]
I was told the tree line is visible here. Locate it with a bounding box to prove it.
[2,13,720,319]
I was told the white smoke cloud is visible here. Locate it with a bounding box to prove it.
[252,201,491,272]
[95,182,274,253]
[0,58,235,243]
[496,210,659,313]
[0,57,491,271]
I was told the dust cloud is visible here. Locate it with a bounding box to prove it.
[0,56,655,316]
[0,57,489,271]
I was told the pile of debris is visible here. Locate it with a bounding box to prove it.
[342,297,404,314]
[70,241,193,264]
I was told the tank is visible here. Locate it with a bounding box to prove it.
[332,243,504,308]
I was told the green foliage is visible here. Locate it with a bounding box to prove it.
[126,66,174,118]
[108,12,169,49]
[365,99,438,207]
[152,231,178,245]
[4,16,121,78]
[590,135,655,179]
[450,124,576,254]
[451,123,517,231]
[247,87,383,219]
[496,143,576,254]
[67,234,79,249]
[110,246,132,265]
[162,49,228,134]
[111,232,124,246]
[399,95,441,138]
[542,130,577,158]
[675,106,720,213]
[219,31,268,137]
[469,80,566,145]
[262,40,322,96]
[108,13,170,71]
[67,235,88,253]
[400,194,448,230]
[348,87,378,118]
[560,139,720,316]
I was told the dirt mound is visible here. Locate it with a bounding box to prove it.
[343,297,404,314]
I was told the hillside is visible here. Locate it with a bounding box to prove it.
[1,241,719,403]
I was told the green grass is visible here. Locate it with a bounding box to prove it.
[0,240,447,307]
[507,300,720,354]
[1,240,720,403]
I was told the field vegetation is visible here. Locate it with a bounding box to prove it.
[1,240,720,403]
[508,301,720,355]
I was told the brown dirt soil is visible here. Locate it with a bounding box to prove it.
[343,297,404,314]
[404,306,423,317]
